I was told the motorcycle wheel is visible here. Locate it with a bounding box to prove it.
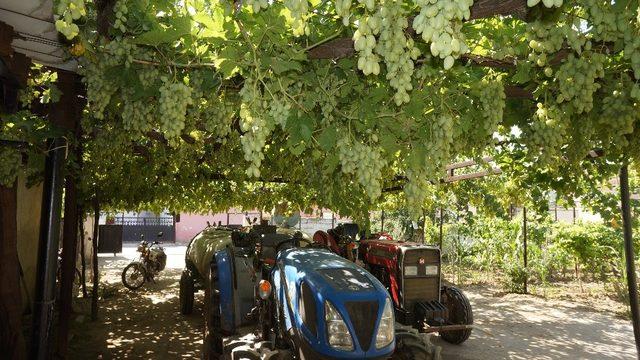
[122,262,147,290]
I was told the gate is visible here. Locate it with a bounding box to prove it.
[98,225,123,254]
[117,217,175,243]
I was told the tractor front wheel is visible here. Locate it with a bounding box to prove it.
[391,329,440,360]
[180,269,195,315]
[440,286,473,344]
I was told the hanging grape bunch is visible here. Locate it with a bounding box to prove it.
[337,135,385,200]
[412,0,474,70]
[239,79,271,178]
[158,78,193,139]
[113,0,129,33]
[284,0,310,36]
[375,0,420,105]
[202,95,237,141]
[476,76,506,137]
[354,13,382,76]
[527,103,566,166]
[555,53,605,114]
[599,86,637,151]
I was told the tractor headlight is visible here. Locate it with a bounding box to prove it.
[425,265,439,276]
[375,298,394,349]
[325,301,354,351]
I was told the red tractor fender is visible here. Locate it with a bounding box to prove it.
[359,240,402,307]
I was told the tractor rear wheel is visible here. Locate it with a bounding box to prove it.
[391,329,440,360]
[180,269,195,315]
[440,286,473,344]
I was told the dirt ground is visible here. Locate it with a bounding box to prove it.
[68,245,636,359]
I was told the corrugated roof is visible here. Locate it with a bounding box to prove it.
[0,0,77,71]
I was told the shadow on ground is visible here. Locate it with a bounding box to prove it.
[69,250,636,359]
[435,285,635,360]
[68,266,205,359]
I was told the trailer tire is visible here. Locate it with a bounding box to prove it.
[440,286,473,344]
[180,269,195,315]
[204,261,224,359]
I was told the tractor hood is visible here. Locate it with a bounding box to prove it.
[273,248,394,359]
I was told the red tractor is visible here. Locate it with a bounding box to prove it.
[314,225,473,345]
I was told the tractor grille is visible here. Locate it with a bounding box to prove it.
[344,301,378,351]
[401,248,440,309]
[403,278,439,308]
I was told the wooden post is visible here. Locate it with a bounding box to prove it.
[523,206,528,294]
[572,205,576,224]
[381,210,385,233]
[226,211,230,225]
[331,212,335,228]
[56,156,80,358]
[620,165,640,356]
[91,199,100,321]
[0,181,26,359]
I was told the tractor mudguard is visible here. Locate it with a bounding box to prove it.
[215,247,257,334]
[215,249,235,333]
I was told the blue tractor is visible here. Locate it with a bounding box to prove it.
[180,224,439,359]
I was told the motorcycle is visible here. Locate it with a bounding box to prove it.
[121,232,167,290]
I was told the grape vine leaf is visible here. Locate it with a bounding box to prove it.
[317,127,338,151]
[132,16,193,46]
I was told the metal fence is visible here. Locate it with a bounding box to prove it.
[111,217,175,243]
[114,216,174,226]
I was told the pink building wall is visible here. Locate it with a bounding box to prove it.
[175,211,261,243]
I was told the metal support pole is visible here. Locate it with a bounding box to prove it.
[523,206,528,294]
[381,210,385,233]
[620,165,640,356]
[439,207,444,249]
[79,211,87,298]
[331,212,335,228]
[226,211,230,225]
[30,137,66,360]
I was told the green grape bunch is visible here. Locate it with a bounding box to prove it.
[599,86,637,152]
[158,78,193,139]
[122,97,154,134]
[375,0,420,105]
[284,0,310,36]
[337,136,386,200]
[80,60,116,120]
[554,53,605,114]
[475,76,506,138]
[202,95,237,141]
[412,0,473,70]
[354,14,382,76]
[113,0,129,33]
[526,103,566,166]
